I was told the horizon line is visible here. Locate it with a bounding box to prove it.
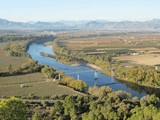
[1,17,160,23]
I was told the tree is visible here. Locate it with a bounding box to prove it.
[129,105,160,120]
[0,97,27,120]
[8,64,13,73]
[63,96,77,118]
[148,94,160,105]
[69,80,88,92]
[41,65,55,78]
[32,112,41,120]
[115,90,131,100]
[50,101,64,117]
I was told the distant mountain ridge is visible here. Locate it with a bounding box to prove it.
[0,18,160,30]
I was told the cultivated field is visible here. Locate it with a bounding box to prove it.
[0,81,80,97]
[57,33,160,66]
[0,42,80,97]
[0,57,28,72]
[0,42,7,56]
[0,42,28,72]
[0,73,45,86]
[0,73,81,97]
[113,54,160,66]
[58,34,160,51]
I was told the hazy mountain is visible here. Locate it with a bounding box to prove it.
[82,19,160,30]
[0,18,160,30]
[0,18,31,29]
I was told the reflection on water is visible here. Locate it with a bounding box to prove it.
[117,79,160,97]
[27,43,160,98]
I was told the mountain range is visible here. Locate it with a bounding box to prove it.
[0,18,160,31]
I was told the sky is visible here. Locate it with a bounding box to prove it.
[0,0,160,22]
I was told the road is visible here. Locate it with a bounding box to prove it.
[0,98,63,103]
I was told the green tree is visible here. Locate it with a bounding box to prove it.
[32,112,41,120]
[63,96,77,118]
[50,101,64,117]
[69,80,88,92]
[0,97,27,120]
[41,65,55,78]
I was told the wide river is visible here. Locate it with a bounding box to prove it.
[27,43,159,98]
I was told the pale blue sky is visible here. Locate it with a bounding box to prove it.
[0,0,159,22]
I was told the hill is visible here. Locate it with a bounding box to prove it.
[0,18,160,31]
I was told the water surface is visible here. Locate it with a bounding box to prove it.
[27,43,148,98]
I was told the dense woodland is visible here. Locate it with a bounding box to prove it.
[1,87,160,120]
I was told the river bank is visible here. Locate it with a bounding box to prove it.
[87,64,160,98]
[86,63,102,71]
[28,43,152,97]
[86,62,160,90]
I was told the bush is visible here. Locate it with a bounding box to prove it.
[89,86,112,97]
[69,80,88,92]
[59,76,88,92]
[41,65,57,78]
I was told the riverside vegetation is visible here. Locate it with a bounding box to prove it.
[1,33,160,120]
[0,34,88,93]
[52,35,160,89]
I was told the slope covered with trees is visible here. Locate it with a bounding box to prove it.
[1,87,160,120]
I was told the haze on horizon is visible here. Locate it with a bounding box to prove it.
[0,0,160,22]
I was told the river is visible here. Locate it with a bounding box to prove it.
[27,43,154,98]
